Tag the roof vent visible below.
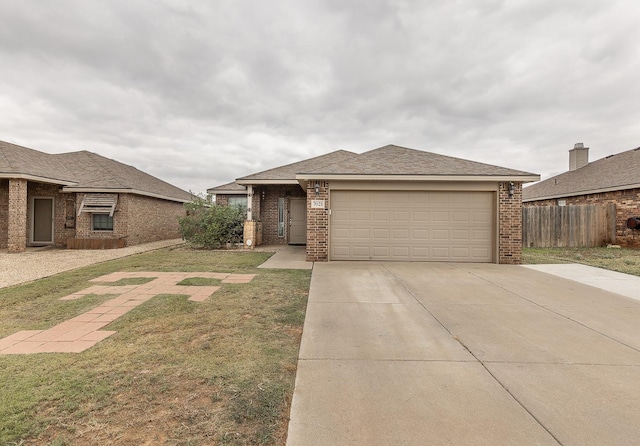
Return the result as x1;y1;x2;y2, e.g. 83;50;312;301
569;143;589;171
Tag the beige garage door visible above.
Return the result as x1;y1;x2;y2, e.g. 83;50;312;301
331;190;494;262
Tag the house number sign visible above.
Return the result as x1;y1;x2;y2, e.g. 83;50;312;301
311;200;325;209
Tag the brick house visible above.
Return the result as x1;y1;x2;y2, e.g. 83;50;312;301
523;143;640;248
209;144;538;264
0;140;192;253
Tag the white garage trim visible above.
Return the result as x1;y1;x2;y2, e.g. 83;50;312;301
330;190;496;262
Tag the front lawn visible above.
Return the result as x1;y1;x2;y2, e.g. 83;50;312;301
523;247;640;277
0;249;310;445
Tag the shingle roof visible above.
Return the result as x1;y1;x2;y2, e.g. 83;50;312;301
207;181;247;194
0;140;76;184
0;140;191;202
523;146;640;202
237;150;358;182
301;144;537;177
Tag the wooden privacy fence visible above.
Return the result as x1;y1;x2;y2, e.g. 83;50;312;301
523;203;616;248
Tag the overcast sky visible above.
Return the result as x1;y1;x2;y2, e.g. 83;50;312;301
1;0;639;194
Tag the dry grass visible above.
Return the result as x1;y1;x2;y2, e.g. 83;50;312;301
523;247;640;277
0;248;310;445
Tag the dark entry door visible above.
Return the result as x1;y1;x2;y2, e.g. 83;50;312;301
32;198;54;244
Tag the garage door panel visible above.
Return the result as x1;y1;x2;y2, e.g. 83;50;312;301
413;211;429;221
373;228;391;239
353;228;371;239
430;194;450;204
472;229;491;241
392;211;410;222
392;228;410;239
452;247;471;259
432;211;450;222
432;247;451;259
412;247;430;258
452;211;470;221
354;210;371;221
373;210;390;221
452;229;470;240
432;229;450;240
372;246;390;257
353;246;371;257
331;191;493;262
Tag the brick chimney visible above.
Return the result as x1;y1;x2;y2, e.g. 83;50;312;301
569;143;589;171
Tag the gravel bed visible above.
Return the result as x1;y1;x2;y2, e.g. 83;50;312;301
0;239;185;289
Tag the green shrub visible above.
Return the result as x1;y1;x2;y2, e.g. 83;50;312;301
179;198;245;249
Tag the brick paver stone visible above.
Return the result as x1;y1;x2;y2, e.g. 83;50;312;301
0;272;255;354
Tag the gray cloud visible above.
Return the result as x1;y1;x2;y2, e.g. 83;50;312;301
0;0;639;193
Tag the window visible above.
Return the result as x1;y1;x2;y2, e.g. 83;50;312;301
278;198;285;237
92;214;114;231
228;196;248;210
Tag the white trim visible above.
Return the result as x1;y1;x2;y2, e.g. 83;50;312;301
236;179;299;185
0;173;76;186
30;196;55;245
296;174;540;182
206;188;246;195
523;183;640;203
246;185;253;221
61;187;190;203
327;180;500;191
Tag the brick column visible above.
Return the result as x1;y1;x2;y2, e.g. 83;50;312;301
498;181;523;264
8;179;28;253
306;181;329;262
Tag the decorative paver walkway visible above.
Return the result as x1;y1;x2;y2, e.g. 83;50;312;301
0;271;255;355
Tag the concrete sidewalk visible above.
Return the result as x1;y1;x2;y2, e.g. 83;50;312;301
523;263;640;302
287;262;640;445
258;245;312;270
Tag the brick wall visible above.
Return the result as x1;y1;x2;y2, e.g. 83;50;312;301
258;185;306;245
524;188;640;248
27;182;76;247
75;193;185;246
306;181;329;261
498;182;523;264
125;194;186;245
7;179;28;252
0;180;8;248
75;193;127;241
215;195;229;206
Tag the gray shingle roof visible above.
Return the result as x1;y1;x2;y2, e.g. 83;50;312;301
302;144;537;176
207;181;247;194
523;146;640;202
237;150;358;181
0;140;191;202
208;144;538;191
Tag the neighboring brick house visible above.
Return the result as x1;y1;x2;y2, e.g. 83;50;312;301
523;143;640;248
209;144;538;264
0;140;192;253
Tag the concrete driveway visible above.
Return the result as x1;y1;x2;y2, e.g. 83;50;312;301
287;262;640;446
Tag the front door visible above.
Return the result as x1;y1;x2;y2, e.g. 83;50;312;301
32;197;54;245
289;198;307;245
